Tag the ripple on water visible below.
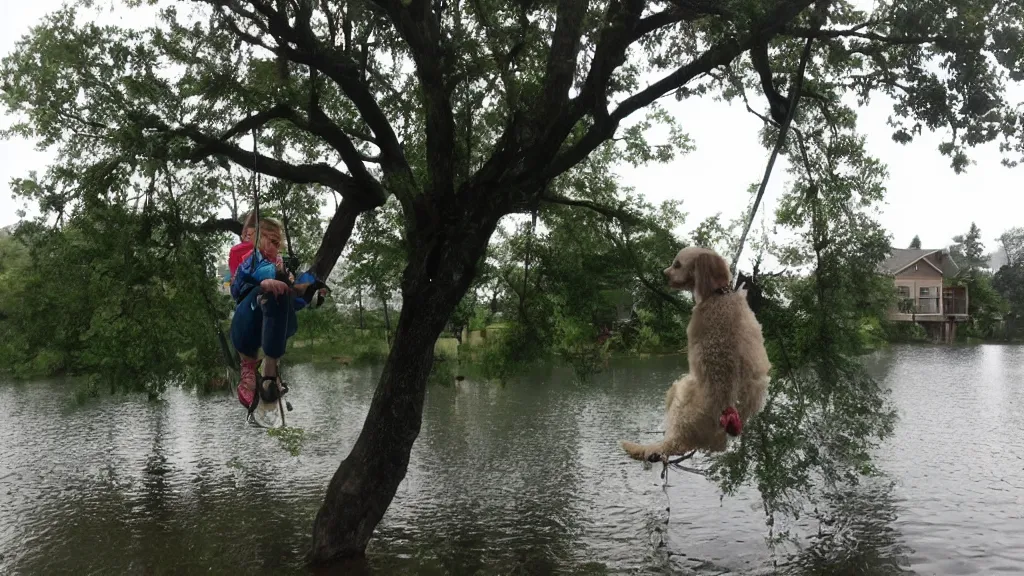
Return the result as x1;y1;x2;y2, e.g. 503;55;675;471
1;346;1023;574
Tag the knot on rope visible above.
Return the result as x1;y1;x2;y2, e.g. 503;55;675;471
720;406;742;436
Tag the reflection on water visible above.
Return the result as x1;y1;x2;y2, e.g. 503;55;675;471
1;345;1023;575
776;481;911;576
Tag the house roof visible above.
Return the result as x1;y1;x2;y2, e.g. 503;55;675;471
878;248;960;277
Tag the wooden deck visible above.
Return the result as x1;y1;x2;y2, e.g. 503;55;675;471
888;312;970;323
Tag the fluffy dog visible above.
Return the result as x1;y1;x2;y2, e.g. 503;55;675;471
621;246;771;462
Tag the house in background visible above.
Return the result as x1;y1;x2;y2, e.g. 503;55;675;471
879;248;969;343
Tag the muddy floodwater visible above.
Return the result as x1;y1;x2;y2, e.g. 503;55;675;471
2;344;1023;574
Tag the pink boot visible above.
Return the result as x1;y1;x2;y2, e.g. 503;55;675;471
237;358;258;408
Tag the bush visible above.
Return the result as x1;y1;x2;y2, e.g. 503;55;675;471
880;321;928;343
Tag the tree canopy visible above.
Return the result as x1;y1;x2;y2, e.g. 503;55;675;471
4;0;1023;246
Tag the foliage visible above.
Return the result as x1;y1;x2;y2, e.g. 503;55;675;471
949;223;1010;338
880;320;929;343
993;262;1024;340
0;206;228;396
949;222;988;274
476;188;691;377
692;212;745;260
340;196;405;338
266;425;307;457
706;77;900;530
908;235;922;249
998;227;1024;268
426;355;459;387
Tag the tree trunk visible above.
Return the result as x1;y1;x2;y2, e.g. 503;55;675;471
311;196;367;280
357;288;365;329
519;209;537;322
309;217;494;564
381;297;392;344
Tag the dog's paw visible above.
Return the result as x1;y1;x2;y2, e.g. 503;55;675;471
645;452;664;463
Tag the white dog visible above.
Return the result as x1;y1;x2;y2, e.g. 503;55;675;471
621;246;771;461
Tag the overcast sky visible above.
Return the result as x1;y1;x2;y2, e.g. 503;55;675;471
2;1;1022;266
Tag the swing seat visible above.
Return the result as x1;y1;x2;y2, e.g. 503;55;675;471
245;365;292;429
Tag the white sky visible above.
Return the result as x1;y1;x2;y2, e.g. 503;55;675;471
2;1;1022;270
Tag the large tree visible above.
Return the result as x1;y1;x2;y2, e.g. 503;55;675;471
949;222;1009;337
950;221;988;277
998;226;1024;267
4;0;1023;563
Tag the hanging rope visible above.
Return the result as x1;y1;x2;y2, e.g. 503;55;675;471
728;37;814;279
277;181;304;278
248;121;262;273
282;206;299;275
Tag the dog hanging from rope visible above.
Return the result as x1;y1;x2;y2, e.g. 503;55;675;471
621;247;771;463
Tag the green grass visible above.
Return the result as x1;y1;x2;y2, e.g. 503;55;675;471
283;333;462;366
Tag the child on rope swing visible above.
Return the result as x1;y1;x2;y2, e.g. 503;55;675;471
228;216;324;410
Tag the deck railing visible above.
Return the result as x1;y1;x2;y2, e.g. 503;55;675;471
894;297;968;315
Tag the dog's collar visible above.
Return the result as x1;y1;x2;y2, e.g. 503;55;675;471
712;286;732;296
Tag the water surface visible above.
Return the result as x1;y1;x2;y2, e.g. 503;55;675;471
1;344;1022;574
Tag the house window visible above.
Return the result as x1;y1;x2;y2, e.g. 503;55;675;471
897;286;911;298
920;287;932;298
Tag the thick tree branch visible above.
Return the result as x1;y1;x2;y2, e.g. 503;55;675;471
783;26;946;45
469;0;648;192
301;72;387;202
344;126;378;146
207;0;417;198
631;9;687;40
365;0;455;201
544;0;817;181
632;0;734;41
570;0;647;126
298;49;418;198
155;120;372;202
176;98;387;206
540;193;642;225
292;105;386;203
544;38;743;179
320;0;338;45
196;217;243;236
750;42;791;125
217;104;293;142
311;195;366;280
541;0;589;119
513;0;756;189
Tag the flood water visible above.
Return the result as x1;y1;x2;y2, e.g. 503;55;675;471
1;344;1023;575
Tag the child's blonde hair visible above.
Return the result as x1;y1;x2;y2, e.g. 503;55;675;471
239;210;258;242
257;217;283;236
240;212;285;243
255;217;285;258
